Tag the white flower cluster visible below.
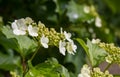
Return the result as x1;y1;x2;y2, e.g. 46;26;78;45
59;30;77;55
12;17;38;37
78;64;113;77
11;17;77;55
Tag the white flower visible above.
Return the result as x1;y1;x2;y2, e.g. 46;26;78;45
78;65;91;77
25;17;33;24
83;5;90;14
78;73;90;77
81;65;90;75
78;74;84;77
60;29;77;55
40;34;49;48
11;19;27;35
66;41;77;55
95;16;102;28
64;31;72;42
28;25;38;37
59;40;66;55
92;39;100;44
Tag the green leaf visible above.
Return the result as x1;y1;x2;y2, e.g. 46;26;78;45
67;0;94;22
0;50;21;71
86;39;107;67
25;58;70;77
76;38;88;55
1;26;38;57
0;32;19;51
76;38;107;67
53;0;67;15
104;0;120;13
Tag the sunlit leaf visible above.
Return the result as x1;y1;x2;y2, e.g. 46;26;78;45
76;38;88;55
76;38;107;67
0;32;19;51
1;26;38;57
25;58;70;77
86;39;107;67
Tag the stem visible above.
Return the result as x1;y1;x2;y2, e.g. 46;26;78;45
103;63;112;72
22;57;26;77
30;46;40;61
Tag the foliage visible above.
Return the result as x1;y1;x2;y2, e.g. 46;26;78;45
1;26;38;57
0;0;120;77
25;58;70;77
76;38;107;67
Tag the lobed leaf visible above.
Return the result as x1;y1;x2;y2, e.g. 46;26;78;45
25;58;70;77
1;26;38;57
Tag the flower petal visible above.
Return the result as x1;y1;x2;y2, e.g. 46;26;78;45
78;74;84;77
11;19;27;35
11;21;18;29
64;31;72;42
13;29;26;35
66;42;74;55
59;40;66;55
40;34;49;48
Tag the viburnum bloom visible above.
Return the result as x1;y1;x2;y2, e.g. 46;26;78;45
28;25;38;37
78;65;90;77
64;31;72;42
40;34;49;48
11;19;27;35
66;41;77;55
59;40;66;55
91;39;100;44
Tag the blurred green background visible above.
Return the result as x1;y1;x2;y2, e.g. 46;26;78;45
0;0;120;77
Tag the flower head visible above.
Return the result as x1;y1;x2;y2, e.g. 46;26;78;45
99;43;120;64
78;64;113;77
66;41;77;55
28;25;38;37
25;17;33;24
59;29;77;55
78;65;90;77
40;34;49;48
64;31;72;42
11;19;27;35
92;39;101;44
